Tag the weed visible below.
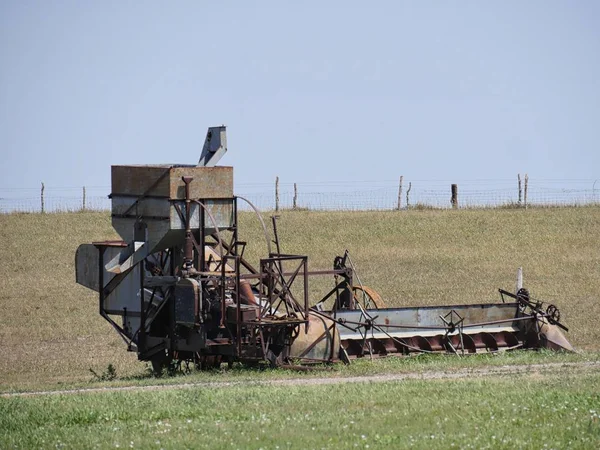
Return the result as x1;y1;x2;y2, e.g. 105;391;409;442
89;364;117;381
408;202;442;210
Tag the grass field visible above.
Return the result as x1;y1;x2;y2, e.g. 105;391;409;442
1;207;599;390
1;207;600;390
2;371;600;449
0;207;599;447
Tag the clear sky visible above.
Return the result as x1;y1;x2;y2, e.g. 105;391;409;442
1;1;599;195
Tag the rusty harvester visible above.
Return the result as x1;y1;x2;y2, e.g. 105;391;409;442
75;126;573;373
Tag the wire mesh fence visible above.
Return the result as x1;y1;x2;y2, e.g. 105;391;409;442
1;180;599;213
242;186;600;211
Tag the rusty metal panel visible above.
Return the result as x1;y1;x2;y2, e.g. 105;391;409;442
202;199;234;229
110;165;234;253
111;165;173;197
289;312;339;362
169;202;199;230
111;165;233;200
170;167;233;199
112;216;172;254
75;244;100;291
111;196;171;217
333;303;520;341
416;303;516;327
168;199;234;231
112;195;172;252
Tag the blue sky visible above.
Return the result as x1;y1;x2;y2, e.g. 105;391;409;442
1;1;599;196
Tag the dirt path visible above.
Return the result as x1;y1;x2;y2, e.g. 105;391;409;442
3;361;598;399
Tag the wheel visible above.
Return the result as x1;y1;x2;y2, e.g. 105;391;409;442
352;286;386;309
194;354;223;371
546;304;561;324
150;350;173;376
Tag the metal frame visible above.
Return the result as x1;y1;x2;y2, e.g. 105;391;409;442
89;170;573;370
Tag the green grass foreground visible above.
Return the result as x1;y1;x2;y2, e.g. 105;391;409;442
2;372;600;449
3;349;597;395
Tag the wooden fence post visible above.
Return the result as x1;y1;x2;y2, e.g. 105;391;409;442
293;183;298;209
524;174;528;209
397;176;403;210
518;174;522;206
406;182;412;208
451;184;458;209
82;186;86;211
516;267;523;293
41;182;45;213
275;176;280;212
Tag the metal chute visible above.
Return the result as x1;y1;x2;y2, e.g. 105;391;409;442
198;126;227;167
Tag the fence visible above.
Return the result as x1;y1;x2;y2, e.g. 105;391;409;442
1;178;599;213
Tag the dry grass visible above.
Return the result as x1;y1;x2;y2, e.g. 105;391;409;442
0;207;599;390
0;212;140;388
247;207;600;348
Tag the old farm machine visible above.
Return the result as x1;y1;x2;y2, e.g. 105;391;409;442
75;126;573;372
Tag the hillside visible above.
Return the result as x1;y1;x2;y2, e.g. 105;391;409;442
0;207;599;389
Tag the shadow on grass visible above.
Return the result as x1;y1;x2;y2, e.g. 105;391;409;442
89;348;594;386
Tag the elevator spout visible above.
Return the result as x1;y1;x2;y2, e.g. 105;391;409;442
198;126;227;167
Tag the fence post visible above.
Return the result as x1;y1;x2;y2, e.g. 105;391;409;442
516;267;523;293
397;176;403;210
82;186;86;211
41;182;45;213
275;176;280;212
406;182;412;208
451;184;458;209
293;183;298;209
518;174;522;206
524;174;528;210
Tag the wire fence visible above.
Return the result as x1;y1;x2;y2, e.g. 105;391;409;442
1;179;599;213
